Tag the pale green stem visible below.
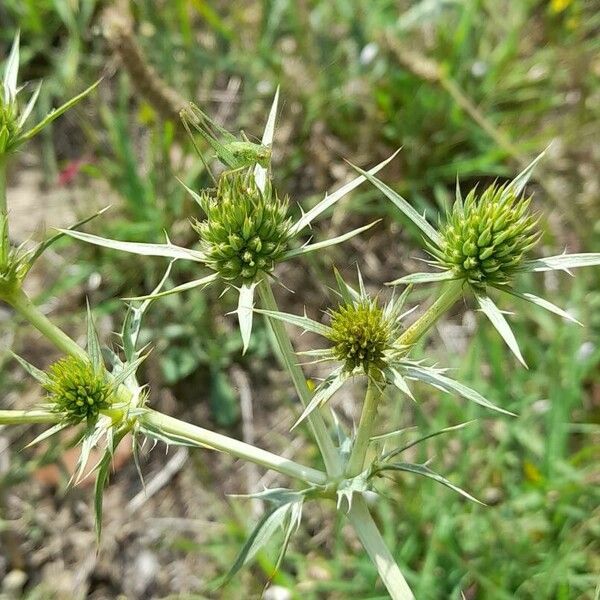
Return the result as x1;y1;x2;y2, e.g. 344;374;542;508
259;281;414;598
347;496;414;600
6;287;88;362
0;409;60;425
257;279;342;476
0;155;8;264
398;280;464;347
347;372;384;476
141;409;327;486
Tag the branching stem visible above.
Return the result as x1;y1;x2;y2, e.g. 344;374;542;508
0;409;60;425
257;279;343;476
347;372;384;476
141;409;327;485
7;288;88;362
398;279;464;347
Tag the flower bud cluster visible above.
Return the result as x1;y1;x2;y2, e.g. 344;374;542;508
328;299;391;372
194;171;292;283
435;185;540;286
44;356;114;423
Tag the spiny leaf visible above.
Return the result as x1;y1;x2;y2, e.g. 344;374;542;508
292;368;351;429
404;364;516;416
60;229;205;262
254;307;332;338
29;206;110;268
17;80;42;128
503;289;582;326
282;221;379;261
24;422;70;449
375;462;484;505
506;151;546;198
387;270;456;286
177;177;205;209
3;32;20;104
382;421;476;461
385;367;415;401
220;499;301;587
123;272;218;302
475;292;527;368
85;300;103;371
122;261;175;361
333;267;361;304
522;252;600;272
19;79;101;143
254;86;279;193
10;351;49;385
237;282;257;354
94;449;112;543
351;161;442;246
291;150;399;235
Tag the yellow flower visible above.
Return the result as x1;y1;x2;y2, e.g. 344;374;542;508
550;0;573;14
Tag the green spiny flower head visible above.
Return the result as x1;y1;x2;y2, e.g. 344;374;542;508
44;356;114;424
193;170;293;283
328;298;393;373
435;184;540;287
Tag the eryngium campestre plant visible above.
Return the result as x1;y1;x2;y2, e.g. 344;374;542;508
193;171;292;283
432;184;540;287
44;356;114;424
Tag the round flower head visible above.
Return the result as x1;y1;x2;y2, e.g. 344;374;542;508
435;184;540;287
44;356;114;424
328;298;392;373
193;171;293;283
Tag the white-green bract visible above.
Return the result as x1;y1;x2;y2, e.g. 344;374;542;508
353;153;600;367
62;90;397;353
0;33;99;155
256;268;514;429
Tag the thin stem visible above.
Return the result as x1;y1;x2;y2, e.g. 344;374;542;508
0;155;8;264
347;373;384;476
257;279;342;476
6;288;88;362
140;409;327;486
347;496;414;600
398;279;464;347
258;282;414;596
0;409;60;425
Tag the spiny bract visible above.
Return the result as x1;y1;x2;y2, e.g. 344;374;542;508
328;299;392;373
193;171;292;283
44;356;114;423
0;100;18;153
435;184;540;286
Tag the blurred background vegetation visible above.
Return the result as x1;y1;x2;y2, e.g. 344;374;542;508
0;0;598;598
